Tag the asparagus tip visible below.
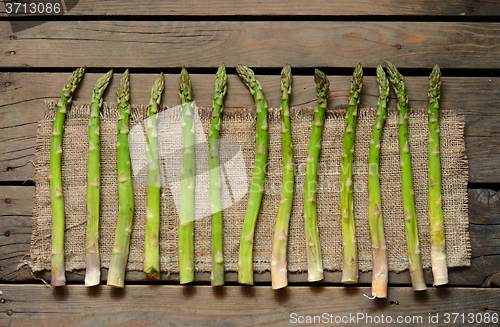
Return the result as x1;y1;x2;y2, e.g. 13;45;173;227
234;64;246;75
215;63;228;98
179;67;192;104
430;64;441;80
235;64;260;91
63;67;86;97
355;63;363;75
93;70;113;99
386;62;406;94
314;69;330;100
116;70;130;102
376;64;385;79
386;61;401;80
431;64;441;76
281;64;292;91
151;72;165;104
350;63;363;95
429;65;442;97
376;65;390;97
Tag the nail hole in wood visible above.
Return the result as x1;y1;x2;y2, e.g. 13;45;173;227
0;299;5;304
4;231;10;237
483;307;490;313
4;82;10;87
10;36;17;40
4;198;11;204
396;44;402;50
9;51;15;56
389;301;399;306
6;167;13;171
6;309;13;316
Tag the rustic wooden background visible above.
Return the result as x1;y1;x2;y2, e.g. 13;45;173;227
0;1;499;326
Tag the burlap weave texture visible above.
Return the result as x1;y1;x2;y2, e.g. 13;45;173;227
31;101;470;274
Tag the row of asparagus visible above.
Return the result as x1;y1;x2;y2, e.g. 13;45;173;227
49;63;446;297
239;63;446;297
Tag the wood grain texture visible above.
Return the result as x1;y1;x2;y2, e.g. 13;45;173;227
2;21;500;69
1;0;500;17
0;187;34;282
469;189;500;224
1;186;498;285
1;73;499;183
0;285;498;326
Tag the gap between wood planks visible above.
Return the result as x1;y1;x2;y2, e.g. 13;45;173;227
2;67;500;78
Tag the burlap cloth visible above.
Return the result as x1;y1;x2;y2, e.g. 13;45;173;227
31;101;470;274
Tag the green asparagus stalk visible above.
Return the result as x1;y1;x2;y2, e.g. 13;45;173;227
340;64;363;284
50;67;85;286
303;69;329;282
144;73;165;280
85;70;113;287
386;62;427;291
107;70;134;288
209;64;228;286
428;65;448;286
236;65;269;285
179;67;195;284
271;64;294;290
368;65;389;297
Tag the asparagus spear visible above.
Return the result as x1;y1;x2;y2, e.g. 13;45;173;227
179;67;195;284
236;65;269;285
50;67;85;286
209;64;228;286
340;64;363;284
386;62;427;291
107;70;134;288
271;64;294;290
368;65;389;297
85;70;113;287
303;69;329;282
428;65;448;286
143;73;165;280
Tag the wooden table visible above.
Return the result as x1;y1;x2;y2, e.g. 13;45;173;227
1;1;499;326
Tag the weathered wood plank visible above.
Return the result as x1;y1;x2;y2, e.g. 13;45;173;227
2;21;500;69
1;186;498;286
0;285;498;327
0;186;34;282
469;189;500;224
1;73;499;183
2;0;499;17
